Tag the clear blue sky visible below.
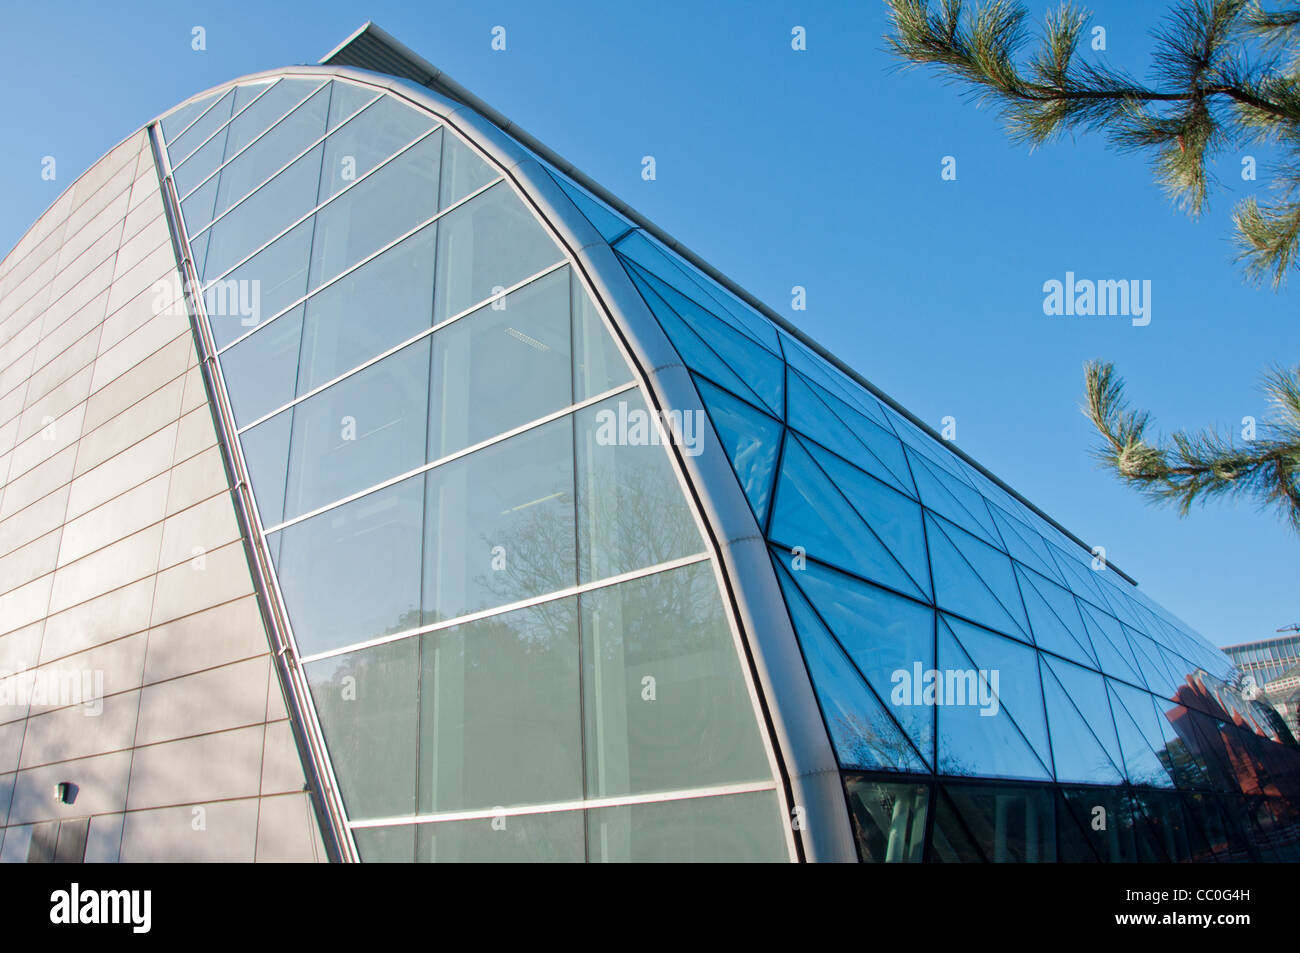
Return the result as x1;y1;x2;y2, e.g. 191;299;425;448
2;0;1294;649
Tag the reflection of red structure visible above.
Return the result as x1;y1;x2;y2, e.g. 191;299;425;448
1165;674;1300;859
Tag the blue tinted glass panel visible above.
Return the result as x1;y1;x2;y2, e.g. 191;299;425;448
925;514;1031;642
693;377;782;526
772;438;927;600
1041;656;1126;784
775;560;928;772
239;411;291;528
1013;564;1098;668
907;450;1001;547
784;553;935;763
546;168;631;242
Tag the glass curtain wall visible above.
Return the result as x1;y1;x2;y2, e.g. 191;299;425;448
157;76;789;862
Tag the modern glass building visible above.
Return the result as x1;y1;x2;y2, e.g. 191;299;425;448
1;24;1297;863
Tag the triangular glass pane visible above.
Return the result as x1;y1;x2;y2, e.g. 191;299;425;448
614;230;780;353
782;552;935;764
546;168;632;242
786;371;911;496
438;131;498;210
803;374;915;493
771;439;926;600
1040;657;1125;784
988;505;1064;584
774;561;929;772
327;80;380;131
925;514;1031;641
908;450;1001;547
161;91;223;142
694;377;782;527
1127;630;1180;700
801;438;931;599
1107;680;1177;788
624;259;783;416
937;616;1052;781
1013;564;1099;666
778;332;891;429
1155;643;1194;696
1047;544;1110;608
624;265;770;411
1077;601;1145;687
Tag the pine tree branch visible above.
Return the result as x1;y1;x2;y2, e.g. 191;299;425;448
1083;361;1300;531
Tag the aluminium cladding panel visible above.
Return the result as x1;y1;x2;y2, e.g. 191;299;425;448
0;125;324;862
359;67;857;861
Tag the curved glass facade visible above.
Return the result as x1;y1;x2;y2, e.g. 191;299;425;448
543;168;1300;863
148;56;1300;863
157;76;789;862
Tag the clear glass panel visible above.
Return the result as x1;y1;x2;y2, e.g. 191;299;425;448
282;339;430;519
574;392;704;583
572;272;632;401
418;599;582;814
771;437;927;600
775;560;928;771
438;132;501;210
161;91;222;142
421;418;575;623
427;266;571;460
167;88;235;164
319;95;437;201
239;411;291;528
843;778;929;862
327;81;377;131
205;218;313;349
212;84;330;220
297;222;436;395
925;513;1031;642
180;177;220;247
306;638;418;819
432;181;562;324
273;475;424;656
352;825;415;862
587;791;787;862
693;376;782;527
937;616;1051;781
222;79;325;161
173;130;229;198
308;130;442;290
784;552;935;763
416;812;584;862
220;305;303;428
580;562;771;798
202;143;324;283
928;787;987;862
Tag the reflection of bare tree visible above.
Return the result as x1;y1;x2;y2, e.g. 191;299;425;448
834;709;932;774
